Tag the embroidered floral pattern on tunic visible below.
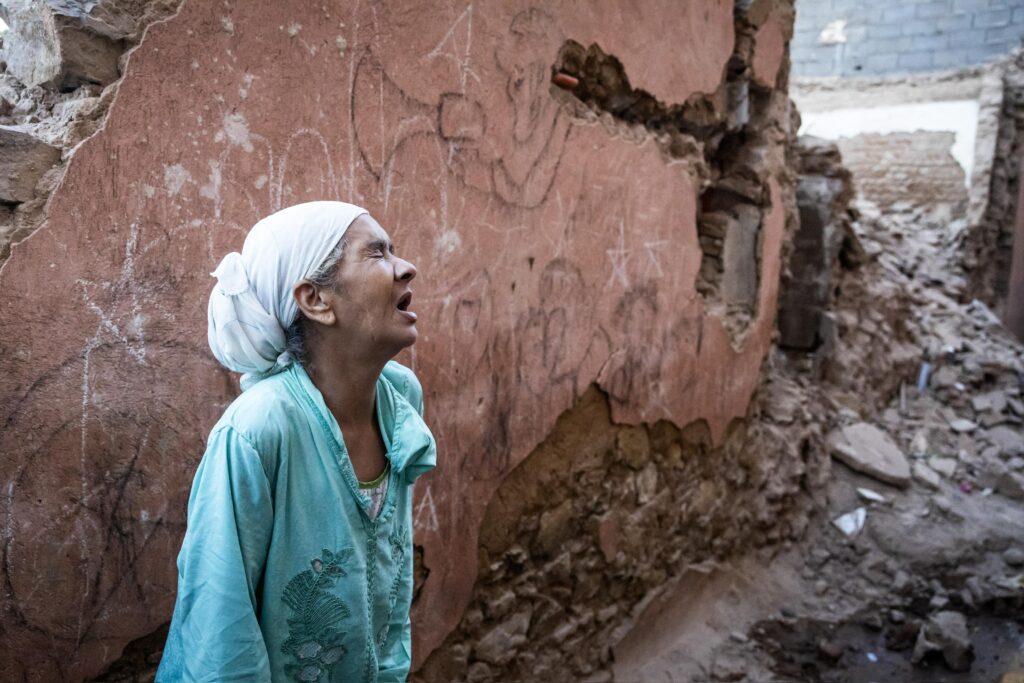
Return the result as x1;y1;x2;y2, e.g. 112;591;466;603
281;548;354;682
376;527;408;649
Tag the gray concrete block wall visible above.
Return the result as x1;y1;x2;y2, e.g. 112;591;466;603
792;0;1024;77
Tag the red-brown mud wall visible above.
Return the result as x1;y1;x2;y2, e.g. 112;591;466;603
0;0;795;679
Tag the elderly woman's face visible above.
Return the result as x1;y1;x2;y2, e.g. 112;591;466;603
328;215;418;354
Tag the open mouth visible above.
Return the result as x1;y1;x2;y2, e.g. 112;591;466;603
396;292;413;312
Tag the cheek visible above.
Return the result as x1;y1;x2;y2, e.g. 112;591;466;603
348;266;394;315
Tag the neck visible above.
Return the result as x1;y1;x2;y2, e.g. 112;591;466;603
306;337;390;426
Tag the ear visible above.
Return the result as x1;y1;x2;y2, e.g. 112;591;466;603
293;280;337;326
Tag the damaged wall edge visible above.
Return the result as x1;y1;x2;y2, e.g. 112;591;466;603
0;0;186;264
417;373;829;682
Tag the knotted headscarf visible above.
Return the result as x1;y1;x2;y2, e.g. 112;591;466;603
207;201;368;390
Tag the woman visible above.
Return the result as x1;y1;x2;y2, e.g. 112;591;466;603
157;201;436;683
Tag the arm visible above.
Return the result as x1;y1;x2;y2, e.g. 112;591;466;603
158;427;274;682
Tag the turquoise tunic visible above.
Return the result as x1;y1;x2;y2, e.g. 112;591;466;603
157;361;436;683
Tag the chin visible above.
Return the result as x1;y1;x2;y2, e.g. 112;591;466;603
390;326;418;352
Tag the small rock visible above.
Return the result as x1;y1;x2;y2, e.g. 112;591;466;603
1008;457;1024;471
931;495;955;515
965;576;988;603
811;548;831;566
929;457;958;478
635;462;659;504
980;412;1008;428
975;391;1008;414
985;426;1024;457
857;487;888;503
0;126;62;203
1004;547;1024;567
466;662;493;683
729;630;749;643
814;579;829;595
982;445;1002;461
818;638;843;661
832;507;867;536
890;609;906;624
932;366;958;388
913;461;942;489
1008;396;1024;417
911;611;974;672
911;430;929;457
711;654;747;681
828;423;911;487
483;589;517;620
950;418;978;433
616;427;650;469
551;620;577;644
536;500;574;556
474;610;531;665
596;512;619;563
893;570;911;593
997;470;1024;501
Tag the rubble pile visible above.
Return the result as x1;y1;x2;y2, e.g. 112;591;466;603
613;133;1022;681
692;144;1024;681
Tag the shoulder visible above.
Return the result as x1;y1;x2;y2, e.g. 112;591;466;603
210;370;305;460
381;360;424;416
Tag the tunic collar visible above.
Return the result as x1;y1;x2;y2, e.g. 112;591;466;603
286;362;436;486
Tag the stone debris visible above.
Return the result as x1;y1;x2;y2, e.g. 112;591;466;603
949;418;978;433
473;611;532;666
0;125;61;202
928;457;958;479
828;422;911;487
913;461;942;489
911;611;974;672
856;487;887;503
831;507;866;536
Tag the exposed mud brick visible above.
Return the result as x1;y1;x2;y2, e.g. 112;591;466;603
778;136;855;351
616;425;651;470
421;352;829;681
0;125;61;202
0;0;795;678
836;131;969;213
752;16;786;89
722;203;761;308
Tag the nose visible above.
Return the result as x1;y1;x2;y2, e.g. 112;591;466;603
395;256;417;283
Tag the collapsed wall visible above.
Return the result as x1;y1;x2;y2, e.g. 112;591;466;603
0;0;803;680
964;50;1024;323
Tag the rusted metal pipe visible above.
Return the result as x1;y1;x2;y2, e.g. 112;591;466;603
552;72;579;90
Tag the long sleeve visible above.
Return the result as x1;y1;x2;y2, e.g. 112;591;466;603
157;427;275;683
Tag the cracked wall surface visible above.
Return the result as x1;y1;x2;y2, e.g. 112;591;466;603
0;0;796;679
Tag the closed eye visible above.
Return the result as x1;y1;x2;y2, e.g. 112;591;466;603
365;239;395;257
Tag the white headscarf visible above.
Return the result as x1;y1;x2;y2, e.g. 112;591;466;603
207;201;368;390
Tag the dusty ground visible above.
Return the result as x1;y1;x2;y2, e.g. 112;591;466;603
612;199;1024;682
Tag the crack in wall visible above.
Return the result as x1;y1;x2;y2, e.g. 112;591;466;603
548;10;785;343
